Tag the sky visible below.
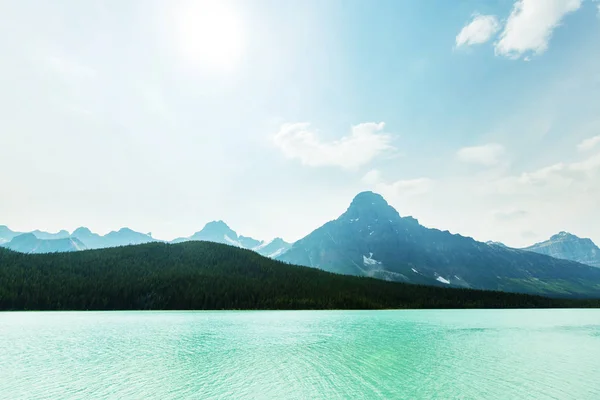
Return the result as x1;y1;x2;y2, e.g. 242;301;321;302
0;0;599;247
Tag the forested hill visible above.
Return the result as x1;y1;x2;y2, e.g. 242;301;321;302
0;242;598;311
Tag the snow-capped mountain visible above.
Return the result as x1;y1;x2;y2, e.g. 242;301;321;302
523;232;600;268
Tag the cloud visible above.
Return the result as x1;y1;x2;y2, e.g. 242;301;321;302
455;14;500;47
495;0;582;59
361;169;382;185
362;169;434;198
494;151;600;194
456;143;506;167
578;135;600;152
273;122;393;169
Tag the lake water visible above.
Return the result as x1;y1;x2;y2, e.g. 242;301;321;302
1;310;599;399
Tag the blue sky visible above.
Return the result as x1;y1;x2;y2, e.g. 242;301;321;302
0;0;599;246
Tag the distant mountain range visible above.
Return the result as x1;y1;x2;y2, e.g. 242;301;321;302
277;192;600;297
0;222;291;258
3;233;86;253
523;232;600;269
2;192;600;297
0;226;156;254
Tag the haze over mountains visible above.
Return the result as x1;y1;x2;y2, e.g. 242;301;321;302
2;191;600;297
523;232;600;269
0;222;291;259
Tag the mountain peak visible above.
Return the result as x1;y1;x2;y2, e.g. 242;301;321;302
524;232;600;269
551;231;577;241
343;191;401;222
350;191;389;207
191;220;238;241
204;220;231;229
72;227;92;235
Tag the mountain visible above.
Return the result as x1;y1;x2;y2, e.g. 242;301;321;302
173;220;246;247
1;241;598;310
278;191;600;297
523;232;600;269
172;220;291;258
102;228;156;248
31;229;70;240
254;238;292;258
70;227;105;249
0;225;22;244
69;227;156;249
2;233;86;254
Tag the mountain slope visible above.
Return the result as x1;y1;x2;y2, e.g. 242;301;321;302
0;242;597;310
2;233;87;253
278;192;600;297
523;232;600;269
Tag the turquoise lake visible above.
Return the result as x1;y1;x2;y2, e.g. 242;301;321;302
1;310;599;399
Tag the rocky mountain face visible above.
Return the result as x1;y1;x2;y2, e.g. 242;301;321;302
523;232;600;268
172;221;291;258
2;233;87;253
277;191;600;297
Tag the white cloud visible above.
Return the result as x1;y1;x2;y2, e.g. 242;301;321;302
361;169;382;185
362;169;434;198
495;0;582;59
456;143;506;167
578;135;600;152
455;14;500;47
494;151;600;194
387;178;434;197
273;122;393;169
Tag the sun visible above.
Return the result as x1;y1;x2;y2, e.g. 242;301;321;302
173;0;245;73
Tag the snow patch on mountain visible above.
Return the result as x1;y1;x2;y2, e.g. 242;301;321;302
224;234;243;247
363;253;381;266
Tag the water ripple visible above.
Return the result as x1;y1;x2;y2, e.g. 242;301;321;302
0;310;599;399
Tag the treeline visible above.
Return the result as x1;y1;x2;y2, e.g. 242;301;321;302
0;242;598;311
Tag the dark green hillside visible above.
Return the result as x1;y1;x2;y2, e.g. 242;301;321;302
0;242;597;311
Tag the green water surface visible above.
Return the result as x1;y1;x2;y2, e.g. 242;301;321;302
1;310;599;399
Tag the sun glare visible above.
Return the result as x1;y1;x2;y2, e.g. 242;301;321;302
174;0;245;73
